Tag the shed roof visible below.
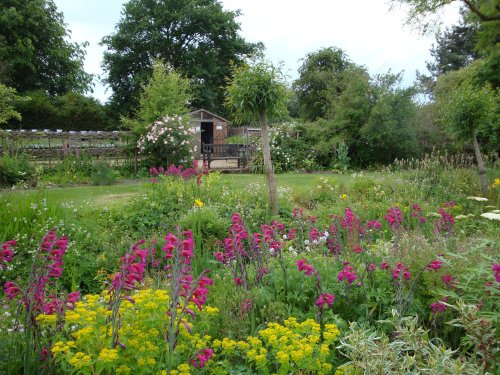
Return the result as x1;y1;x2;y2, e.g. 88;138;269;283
189;109;228;123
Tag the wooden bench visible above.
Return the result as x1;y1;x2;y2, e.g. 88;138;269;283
202;143;249;169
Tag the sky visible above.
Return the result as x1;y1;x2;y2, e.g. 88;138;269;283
53;0;461;103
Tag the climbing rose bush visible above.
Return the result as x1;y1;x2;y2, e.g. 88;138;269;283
137;115;195;166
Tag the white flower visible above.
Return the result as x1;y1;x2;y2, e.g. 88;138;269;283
455;214;468;220
282;234;288;240
480;212;500;221
305;246;310;252
304;240;310;245
467;196;488;202
491;210;500;214
288;246;294;252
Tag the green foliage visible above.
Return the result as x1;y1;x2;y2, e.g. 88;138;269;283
91;162;118;186
101;0;260;116
7;90;111;131
435;64;498;146
122;60;191;133
0;152;36;187
337;311;483;374
389;0;500;35
225;60;289;123
293;47;353;121
427;11;479;80
249;123;304;173
358;73;418;165
0;84;22;124
52;93;110;131
296;69;418;167
0;0;92;96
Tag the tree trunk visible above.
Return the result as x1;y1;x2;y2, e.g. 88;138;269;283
259;111;278;216
472;133;488;196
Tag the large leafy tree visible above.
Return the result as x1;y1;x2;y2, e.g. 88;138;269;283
102;0;260;117
225;60;288;215
293;47;353;121
0;84;22;124
0;0;92;96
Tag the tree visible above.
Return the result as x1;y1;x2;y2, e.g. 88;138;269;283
122;60;192;132
426;11;479;79
0;0;92;96
225;61;288;215
293;47;353;121
101;0;260;117
359;73;418;164
389;0;500;33
435;64;498;195
0;84;22;125
124;60;193;167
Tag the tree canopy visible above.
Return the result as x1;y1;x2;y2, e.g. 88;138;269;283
0;0;92;96
293;47;353;121
225;60;288;215
101;0;261;117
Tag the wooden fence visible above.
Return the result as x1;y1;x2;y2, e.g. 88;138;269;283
0;130;136;167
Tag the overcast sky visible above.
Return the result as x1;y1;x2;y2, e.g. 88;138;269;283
53;0;461;103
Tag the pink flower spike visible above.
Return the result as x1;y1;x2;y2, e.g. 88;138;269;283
4;281;20;299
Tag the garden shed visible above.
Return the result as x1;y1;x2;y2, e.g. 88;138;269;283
190;109;228;151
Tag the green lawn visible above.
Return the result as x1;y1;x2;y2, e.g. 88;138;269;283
0;172;390;208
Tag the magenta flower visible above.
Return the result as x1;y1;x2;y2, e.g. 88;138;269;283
338;265;358;284
3;281;20;299
367;263;377;272
366;220;382;230
392;263;411;280
493;263;500;282
384;207;403;229
191;348;213;368
427;259;443;271
296;259;317;276
430;299;448;314
434;208;455;235
380;262;389;270
315;293;335;310
0;240;16;269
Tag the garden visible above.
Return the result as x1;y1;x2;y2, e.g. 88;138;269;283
1;0;500;373
1;156;499;374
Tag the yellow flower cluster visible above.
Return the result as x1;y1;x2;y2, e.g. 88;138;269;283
68;352;92;369
50;288;215;374
213;317;340;374
99;348;119;362
35;313;58;325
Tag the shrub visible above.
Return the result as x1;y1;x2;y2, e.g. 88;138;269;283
137;115;195;167
91;162;118;186
0;153;36;187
